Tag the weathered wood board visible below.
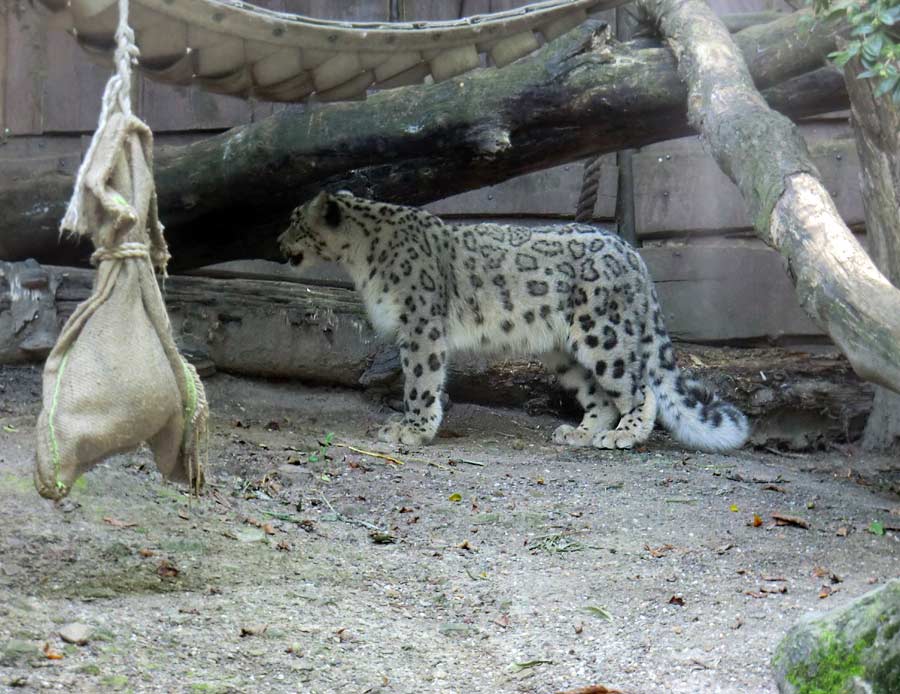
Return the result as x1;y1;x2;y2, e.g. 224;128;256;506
0;5;7;135
0;136;84;184
634;131;863;237
5;2;47;135
426;157;618;220
643;242;822;341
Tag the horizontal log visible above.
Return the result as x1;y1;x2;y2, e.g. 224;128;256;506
0;10;848;271
39;265;870;449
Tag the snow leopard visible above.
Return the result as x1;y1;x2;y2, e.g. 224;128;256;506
279;191;749;452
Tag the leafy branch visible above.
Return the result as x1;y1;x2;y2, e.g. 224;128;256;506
814;0;900;103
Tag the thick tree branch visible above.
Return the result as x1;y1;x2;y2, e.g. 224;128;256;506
0;10;845;270
637;0;900;394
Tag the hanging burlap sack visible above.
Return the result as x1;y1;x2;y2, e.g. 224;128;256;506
33;0;208;499
34;111;207;500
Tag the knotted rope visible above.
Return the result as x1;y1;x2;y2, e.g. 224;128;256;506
60;0;140;237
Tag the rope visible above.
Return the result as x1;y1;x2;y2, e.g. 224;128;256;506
90;241;149;265
575;155;603;223
60;0;140;235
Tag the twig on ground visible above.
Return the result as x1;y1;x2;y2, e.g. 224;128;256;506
334;443;405;465
449;458;487;467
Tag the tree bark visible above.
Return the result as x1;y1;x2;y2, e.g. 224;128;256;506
841;55;900;450
0;10;845;270
636;0;900;396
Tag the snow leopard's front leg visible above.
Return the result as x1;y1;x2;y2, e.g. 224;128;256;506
378;320;448;446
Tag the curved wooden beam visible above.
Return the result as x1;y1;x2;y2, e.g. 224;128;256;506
636;0;900;394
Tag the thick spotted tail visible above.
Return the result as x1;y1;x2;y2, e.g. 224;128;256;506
652;368;749;452
644;320;749;451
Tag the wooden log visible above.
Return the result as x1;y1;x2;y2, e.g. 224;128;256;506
636;0;900;396
841;53;900;450
0;11;848;270
19;264;865;449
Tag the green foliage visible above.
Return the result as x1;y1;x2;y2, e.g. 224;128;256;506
813;0;900;104
308;431;335;463
786;632;866;694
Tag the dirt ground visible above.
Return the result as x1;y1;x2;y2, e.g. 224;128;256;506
1;364;898;694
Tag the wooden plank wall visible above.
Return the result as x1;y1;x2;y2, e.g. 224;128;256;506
0;0;862;345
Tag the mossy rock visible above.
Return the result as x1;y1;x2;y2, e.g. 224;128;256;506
772;579;900;694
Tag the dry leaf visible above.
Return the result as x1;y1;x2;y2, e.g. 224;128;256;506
178;510;190;521
240;624;268;637
668;595;686;606
262;523;276;535
760;584;787;594
645;543;675;558
276;540;292;552
772;513;809;529
494;615;510;629
556;686;624;694
103;516;137;528
819;585;833;599
836;526;849;537
369;532;396;545
157;560;180;578
138;548;155;558
812;566;842;584
751;514;763;527
42;642;64;660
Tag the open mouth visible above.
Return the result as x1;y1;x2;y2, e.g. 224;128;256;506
287;253;303;267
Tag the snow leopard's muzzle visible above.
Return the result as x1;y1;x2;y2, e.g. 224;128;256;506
277;231;304;267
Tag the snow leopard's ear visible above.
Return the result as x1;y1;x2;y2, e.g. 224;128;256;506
323;196;342;228
305;191;342;230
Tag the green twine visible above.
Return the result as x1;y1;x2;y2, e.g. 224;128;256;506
47;350;72;492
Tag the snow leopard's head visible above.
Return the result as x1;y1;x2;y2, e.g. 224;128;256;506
278;190;355;270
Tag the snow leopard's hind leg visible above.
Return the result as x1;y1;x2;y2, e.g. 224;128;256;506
543;351;619;447
567;305;658;450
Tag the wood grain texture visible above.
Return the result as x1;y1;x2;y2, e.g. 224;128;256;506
5;2;46;135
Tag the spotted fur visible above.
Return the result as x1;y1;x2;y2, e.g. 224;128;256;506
279;191;749;452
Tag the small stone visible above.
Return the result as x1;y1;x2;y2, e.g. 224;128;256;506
59;622;94;645
277;464;314;486
438;622;470;636
234;528;266;543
